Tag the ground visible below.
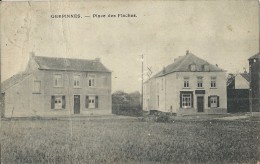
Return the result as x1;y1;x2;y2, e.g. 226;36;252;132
0;115;260;163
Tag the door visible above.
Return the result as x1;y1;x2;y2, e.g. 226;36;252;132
74;95;80;114
197;96;204;112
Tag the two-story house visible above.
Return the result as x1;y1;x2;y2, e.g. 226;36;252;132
1;54;112;117
143;51;227;115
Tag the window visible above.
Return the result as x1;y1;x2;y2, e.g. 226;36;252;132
184;78;189;88
73;75;81;87
53;74;63;87
211;77;217;88
88;74;96;87
85;95;98;109
33;81;41;93
180;91;193;108
197;77;203;88
208;96;219;108
51;95;66;109
182;94;191;108
190;64;196;71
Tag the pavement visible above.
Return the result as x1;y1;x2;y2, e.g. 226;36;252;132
214;115;249;121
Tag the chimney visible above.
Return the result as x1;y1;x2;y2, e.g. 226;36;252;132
163;67;166;74
186;50;189;55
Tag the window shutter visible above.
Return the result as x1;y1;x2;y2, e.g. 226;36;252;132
180;93;182;108
51;96;55;109
62;96;66;109
191;93;193;108
208;96;211;107
86;96;89;108
217;96;220;107
95;96;99;108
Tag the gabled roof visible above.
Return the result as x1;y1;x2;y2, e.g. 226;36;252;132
249;52;260;59
239;72;250;82
33;56;111;72
152;52;225;79
2;71;31;92
1;55;111;92
226;74;235;87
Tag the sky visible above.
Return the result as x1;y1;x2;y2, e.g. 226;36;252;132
1;0;259;93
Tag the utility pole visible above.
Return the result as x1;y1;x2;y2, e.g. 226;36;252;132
141;54;144;111
249;64;253;117
259;0;260;53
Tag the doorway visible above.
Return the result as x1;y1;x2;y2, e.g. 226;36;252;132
197;96;204;112
74;95;80;114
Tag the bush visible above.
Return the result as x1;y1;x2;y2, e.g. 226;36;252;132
112;104;142;116
155;114;170;123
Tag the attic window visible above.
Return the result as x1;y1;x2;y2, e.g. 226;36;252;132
203;64;209;71
190;64;196;71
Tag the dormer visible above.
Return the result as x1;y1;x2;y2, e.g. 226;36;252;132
203;64;210;72
64;59;70;67
190;64;196;71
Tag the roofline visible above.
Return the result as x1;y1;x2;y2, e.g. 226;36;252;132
143;69;227;84
31;55;41;68
38;68;112;73
238;73;250;82
34;55;103;61
248;52;260;60
155;70;227;78
33;55;111;73
1;71;34;93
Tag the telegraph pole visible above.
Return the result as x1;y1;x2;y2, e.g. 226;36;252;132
249;64;252;117
141;54;143;111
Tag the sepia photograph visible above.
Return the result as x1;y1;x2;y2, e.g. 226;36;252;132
0;0;260;163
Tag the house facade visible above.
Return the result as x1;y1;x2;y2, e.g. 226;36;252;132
1;54;112;117
249;53;260;112
143;51;227;115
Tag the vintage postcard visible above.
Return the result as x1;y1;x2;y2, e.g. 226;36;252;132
0;0;260;163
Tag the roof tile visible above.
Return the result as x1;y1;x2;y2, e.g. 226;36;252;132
152;52;225;79
34;56;111;72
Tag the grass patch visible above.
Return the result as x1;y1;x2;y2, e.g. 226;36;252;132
1;117;260;163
